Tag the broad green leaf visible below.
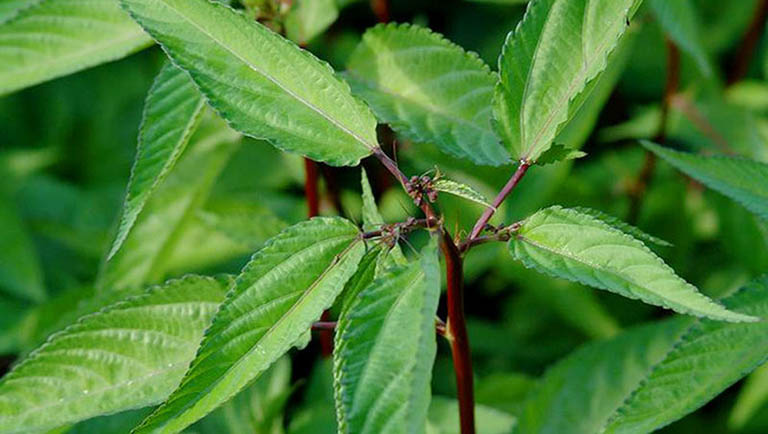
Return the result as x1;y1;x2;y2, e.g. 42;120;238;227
604;276;768;432
0;275;229;433
108;62;206;260
0;192;45;302
134;217;367;433
426;397;516;434
534;144;586;166
648;0;711;76
644;141;768;220
508;206;755;322
432;178;493;208
570;206;672;247
98;113;241;292
334;237;440;434
729;363;768;430
517;317;695;434
120;0;378;166
494;0;639;161
346;23;510;166
285;0;339;46
0;0;153;96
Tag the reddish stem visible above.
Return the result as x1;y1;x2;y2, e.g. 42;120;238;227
370;0;390;23
728;0;768;85
466;162;530;245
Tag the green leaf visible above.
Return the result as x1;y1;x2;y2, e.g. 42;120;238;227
108;63;206;260
134;217;367;433
0;275;229;433
0;0;153;96
120;0;378;166
508;206;756;322
570;206;672;247
334;237;440;434
345;23;510;166
426;397;516;434
98;113;241;292
729;363;768;430
0;0;33;23
432;178;493;208
0;192;45;302
494;0;639;161
644;141;768;220
648;0;711;76
604;276;768;433
534;143;587;166
285;0;339;46
360;169;405;269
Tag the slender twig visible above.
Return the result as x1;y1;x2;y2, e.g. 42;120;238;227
304;158;320;218
311;321;337;331
728;0;768;85
628;39;679;224
312;318;452;338
465;162;531;247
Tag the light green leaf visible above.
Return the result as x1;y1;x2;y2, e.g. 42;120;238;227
0;0;153;96
98;113;241;292
426;397;516;434
108;63;206;260
508;206;756;322
648;0;711;76
604;276;768;433
644;141;768;220
120;0;378;166
729;363;768;430
134;217;366;433
0;0;33;24
334;237;440;434
360;169;405;269
570;206;672;247
346;23;510;166
432;178;493;208
494;0;639;161
0;192;45;302
534;143;587;166
0;275;229;433
285;0;339;46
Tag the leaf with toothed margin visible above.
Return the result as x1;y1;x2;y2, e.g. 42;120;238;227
0;275;230;433
133;217;366;433
570;206;672;247
345;23;510;166
0;0;153;96
493;0;642;162
508;206;756;322
108;62;206;260
432;178;493;209
360;168;405;271
120;0;378;166
334;237;440;434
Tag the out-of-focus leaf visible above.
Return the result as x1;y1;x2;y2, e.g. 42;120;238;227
134;218;366;433
0;275;229;433
644;141;768;220
534;144;587;166
108;63;206;260
121;0;378;166
729;363;768;430
0;192;45;302
426;397;516;434
508;206;756;321
346;23;509;166
648;0;711;75
0;0;34;23
433;178;493;208
0;0;153;96
285;0;338;46
493;0;640;161
334;238;440;434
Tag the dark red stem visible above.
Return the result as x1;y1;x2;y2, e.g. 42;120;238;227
466;162;530;245
370;0;389;23
728;0;768;85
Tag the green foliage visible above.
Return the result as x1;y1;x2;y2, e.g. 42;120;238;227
648;0;711;75
284;0;339;46
135;218;366;433
426;397;516;434
120;0;378;166
0;0;153;96
570;206;672;247
334;238;440;434
346;23;509;166
509;206;754;321
432;179;493;209
0;192;45;302
0;275;229;433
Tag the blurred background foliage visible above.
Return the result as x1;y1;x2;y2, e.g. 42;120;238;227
0;0;767;432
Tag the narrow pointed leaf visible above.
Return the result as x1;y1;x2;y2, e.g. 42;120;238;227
346;23;509;166
432;178;493;208
570;206;672;247
508;206;756;322
604;276;768;433
360;169;405;269
648;0;711;76
0;275;229;433
108;63;206;260
644;141;768;220
334;238;440;434
134;217;366;433
535;143;587;166
494;0;640;161
120;0;378;166
0;0;153;96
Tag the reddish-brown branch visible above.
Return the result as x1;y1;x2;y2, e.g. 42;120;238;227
728;0;768;85
370;0;390;23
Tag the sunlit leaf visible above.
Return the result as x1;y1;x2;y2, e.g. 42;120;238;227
285;0;339;46
121;0;378;166
570;206;672;247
